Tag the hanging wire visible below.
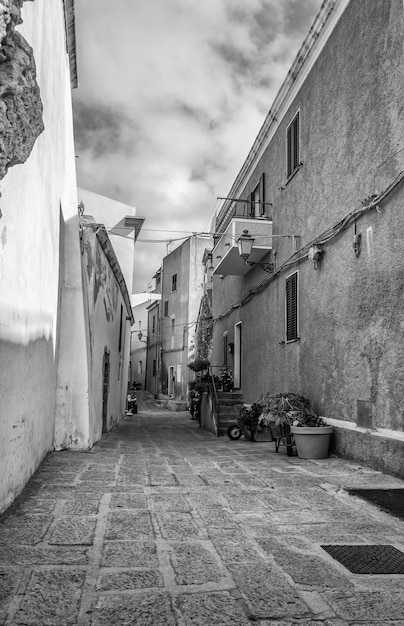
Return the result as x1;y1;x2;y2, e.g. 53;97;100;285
214;171;404;322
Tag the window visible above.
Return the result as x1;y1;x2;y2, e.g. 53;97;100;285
285;272;299;342
138;361;143;374
152;359;156;376
287;111;300;178
164;300;169;317
152;315;156;333
172;273;177;292
249;173;266;218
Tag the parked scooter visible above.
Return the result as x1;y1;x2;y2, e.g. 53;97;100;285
189;389;201;424
127;392;138;414
227;403;260;441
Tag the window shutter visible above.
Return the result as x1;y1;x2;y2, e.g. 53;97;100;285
287;124;293;177
287;112;300;177
259;172;265;215
286;273;298;341
249;192;255;218
293;113;300;171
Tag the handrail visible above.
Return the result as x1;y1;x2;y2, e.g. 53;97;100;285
208;367;220;437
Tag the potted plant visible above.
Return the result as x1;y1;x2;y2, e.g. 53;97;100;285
217;367;233;392
253;392;333;457
290;412;333;459
187;359;210;373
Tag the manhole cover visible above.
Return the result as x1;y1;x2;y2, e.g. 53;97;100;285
347;488;404;521
321;544;404;574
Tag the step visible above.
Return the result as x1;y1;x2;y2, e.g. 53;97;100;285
216;392;243;400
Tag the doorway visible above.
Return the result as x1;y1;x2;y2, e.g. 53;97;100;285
102;349;110;432
168;365;175;397
234;322;242;389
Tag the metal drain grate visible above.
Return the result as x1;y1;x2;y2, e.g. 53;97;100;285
347;488;404;521
321;544;404;574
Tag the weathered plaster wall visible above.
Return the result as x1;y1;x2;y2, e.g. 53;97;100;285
161;236;208;401
81;224;132;444
213;0;404;463
0;0;87;511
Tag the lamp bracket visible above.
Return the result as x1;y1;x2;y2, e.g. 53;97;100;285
246;261;275;273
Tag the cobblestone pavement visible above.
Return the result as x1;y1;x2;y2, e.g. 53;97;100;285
1;391;404;625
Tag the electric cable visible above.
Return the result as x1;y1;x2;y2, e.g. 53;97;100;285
214;171;404;322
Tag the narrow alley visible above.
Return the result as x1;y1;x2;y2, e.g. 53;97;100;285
1;392;404;625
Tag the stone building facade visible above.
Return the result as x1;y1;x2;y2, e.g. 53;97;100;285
157;235;212;404
211;0;404;476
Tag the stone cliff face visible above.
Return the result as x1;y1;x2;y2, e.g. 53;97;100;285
0;0;44;180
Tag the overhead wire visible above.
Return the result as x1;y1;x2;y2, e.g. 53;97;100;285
214;171;404;322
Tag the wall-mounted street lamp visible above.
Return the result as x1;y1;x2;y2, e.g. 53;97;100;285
237;230;274;273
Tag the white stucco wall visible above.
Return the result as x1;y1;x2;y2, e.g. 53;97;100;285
81;227;132;444
77;188;137;291
0;0;88;511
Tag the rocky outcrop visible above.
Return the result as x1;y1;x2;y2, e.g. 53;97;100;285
0;0;43;181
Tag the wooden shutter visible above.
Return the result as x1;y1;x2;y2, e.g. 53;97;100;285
287;124;293;177
287;112;300;177
249;192;255;218
286;273;298;341
293;113;300;171
259;172;265;215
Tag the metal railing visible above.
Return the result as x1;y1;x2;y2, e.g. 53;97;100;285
208;366;220;437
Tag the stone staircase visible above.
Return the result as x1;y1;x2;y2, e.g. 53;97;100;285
214;391;243;436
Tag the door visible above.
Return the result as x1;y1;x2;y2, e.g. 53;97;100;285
234;322;242;389
102;350;110;433
168;365;175;396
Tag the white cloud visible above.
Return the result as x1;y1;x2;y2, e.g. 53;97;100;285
73;0;323;291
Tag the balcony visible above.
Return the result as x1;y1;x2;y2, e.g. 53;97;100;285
212;217;273;276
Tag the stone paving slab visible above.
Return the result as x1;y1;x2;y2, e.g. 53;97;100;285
1;394;404;625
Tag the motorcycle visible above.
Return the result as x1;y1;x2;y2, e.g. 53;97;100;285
127;392;138;414
189;389;201;424
227;403;260;441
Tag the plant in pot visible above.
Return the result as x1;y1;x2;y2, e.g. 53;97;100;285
217;367;233;392
254;393;333;458
289;410;333;459
187;359;210;373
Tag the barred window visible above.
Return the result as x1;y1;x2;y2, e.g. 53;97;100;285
287;112;300;178
286;272;298;342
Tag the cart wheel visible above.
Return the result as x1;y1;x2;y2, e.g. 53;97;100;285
227;424;242;440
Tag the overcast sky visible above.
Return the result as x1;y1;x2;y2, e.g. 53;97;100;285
73;0;323;293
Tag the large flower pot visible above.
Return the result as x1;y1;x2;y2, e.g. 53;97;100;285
290;426;333;459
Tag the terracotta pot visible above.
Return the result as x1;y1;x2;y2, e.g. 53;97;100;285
290;425;333;459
